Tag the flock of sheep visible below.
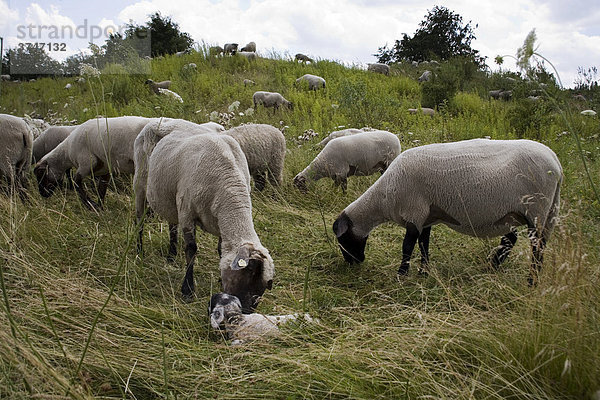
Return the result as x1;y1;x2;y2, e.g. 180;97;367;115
0;48;564;343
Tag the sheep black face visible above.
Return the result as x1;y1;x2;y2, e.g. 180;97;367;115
221;244;273;313
333;211;367;264
34;161;62;198
293;175;308;193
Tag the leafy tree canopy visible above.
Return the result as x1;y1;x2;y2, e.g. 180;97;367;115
375;6;484;66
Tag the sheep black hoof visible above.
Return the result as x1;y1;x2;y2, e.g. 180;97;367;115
397;264;409;276
181;285;195;302
166;254;176;263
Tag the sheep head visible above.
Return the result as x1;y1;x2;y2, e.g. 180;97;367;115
221;243;274;313
208;293;242;330
333;211;367;264
293;174;308;193
33;160;63;197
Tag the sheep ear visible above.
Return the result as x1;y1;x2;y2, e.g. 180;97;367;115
333;212;350;238
231;244;252;270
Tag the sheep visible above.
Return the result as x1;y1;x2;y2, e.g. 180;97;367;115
295;74;326;90
34;116;153;210
221;124;286;191
253;91;293;110
489;90;502;99
22;116;50;139
408;107;435;117
243;79;255;87
144;129;275;307
295;53;313;63
332;138;562;286
240;42;256;52
224;43;239;55
65;83;72;90
499;90;512;100
367;63;390;76
32;125;78;164
318;128;365;147
145;79;171;94
238;51;257;61
418;70;432;82
1;74;10;81
174;49;191;57
294;130;401;193
209;45;224;56
209;293;313;344
133;118;225;255
0;113;34;199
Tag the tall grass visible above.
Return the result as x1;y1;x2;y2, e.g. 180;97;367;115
0;50;598;399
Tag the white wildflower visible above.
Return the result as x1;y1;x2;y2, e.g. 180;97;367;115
228;101;240;112
244;108;254;116
158;88;184;103
79;63;100;78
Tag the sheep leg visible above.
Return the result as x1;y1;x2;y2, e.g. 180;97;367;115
74;172;101;211
417;227;431;275
217;237;222;257
528;227;546;287
489;229;518;269
399;223;420;275
168;223;178;262
334;176;348;193
96;175;110;206
254;173;267;191
181;226;196;299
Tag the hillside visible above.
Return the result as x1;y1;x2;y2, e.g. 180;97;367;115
0;51;599;399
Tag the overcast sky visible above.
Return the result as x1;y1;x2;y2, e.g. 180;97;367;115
1;0;599;87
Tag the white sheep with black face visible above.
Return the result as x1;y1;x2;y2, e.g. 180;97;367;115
333;139;562;286
253;91;293;110
0;114;34;199
224;43;239;55
143;129;275;309
145;79;171;94
294;130;401;193
34;116;153;210
32;125;78;164
295;53;313;63
208;293;313;345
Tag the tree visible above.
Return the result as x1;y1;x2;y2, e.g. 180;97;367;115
375;6;484;66
143;12;193;56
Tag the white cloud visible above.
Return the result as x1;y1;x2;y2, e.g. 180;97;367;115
0;0;19;34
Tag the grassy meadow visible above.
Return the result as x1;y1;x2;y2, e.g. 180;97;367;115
0;50;599;399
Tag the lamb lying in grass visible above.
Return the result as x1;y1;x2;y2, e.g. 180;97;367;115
208;293;313;345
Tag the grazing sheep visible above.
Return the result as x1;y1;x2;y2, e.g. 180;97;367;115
318;128;365;147
295;53;313;63
408;107;435;117
145;79;171;94
240;42;256;52
0;114;34;198
238;51;257;61
295;74;326;90
243;79;255;87
333;139;562;286
34;116;152;210
411;61;418;68
23;116;50;139
367;63;390;76
133;118;225;255
32;125;78;164
209;46;224;56
499;90;512;101
489;90;502;99
209;293;313;344
224;43;239;55
418;70;432;82
221;124;286;191
145;130;275;307
174;49;191;57
157;88;184;103
253;91;293;110
1;74;10;81
294;130;401;193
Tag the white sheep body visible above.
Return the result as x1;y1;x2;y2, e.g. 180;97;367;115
367;63;390;75
334;139;562;283
0;113;34;195
253;91;292;109
418;70;432;82
221;124;286;190
295;130;401;191
318;128;364;147
296;74;326;90
408;107;435;117
224;43;238;55
238;51;257;61
145;131;275;306
240;42;256;52
35;116;153;208
32;125;78;164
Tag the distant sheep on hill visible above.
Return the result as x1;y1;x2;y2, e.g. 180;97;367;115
367;63;390;76
295;74;326;90
295;53;313;63
240;42;256;52
253;91;293;110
